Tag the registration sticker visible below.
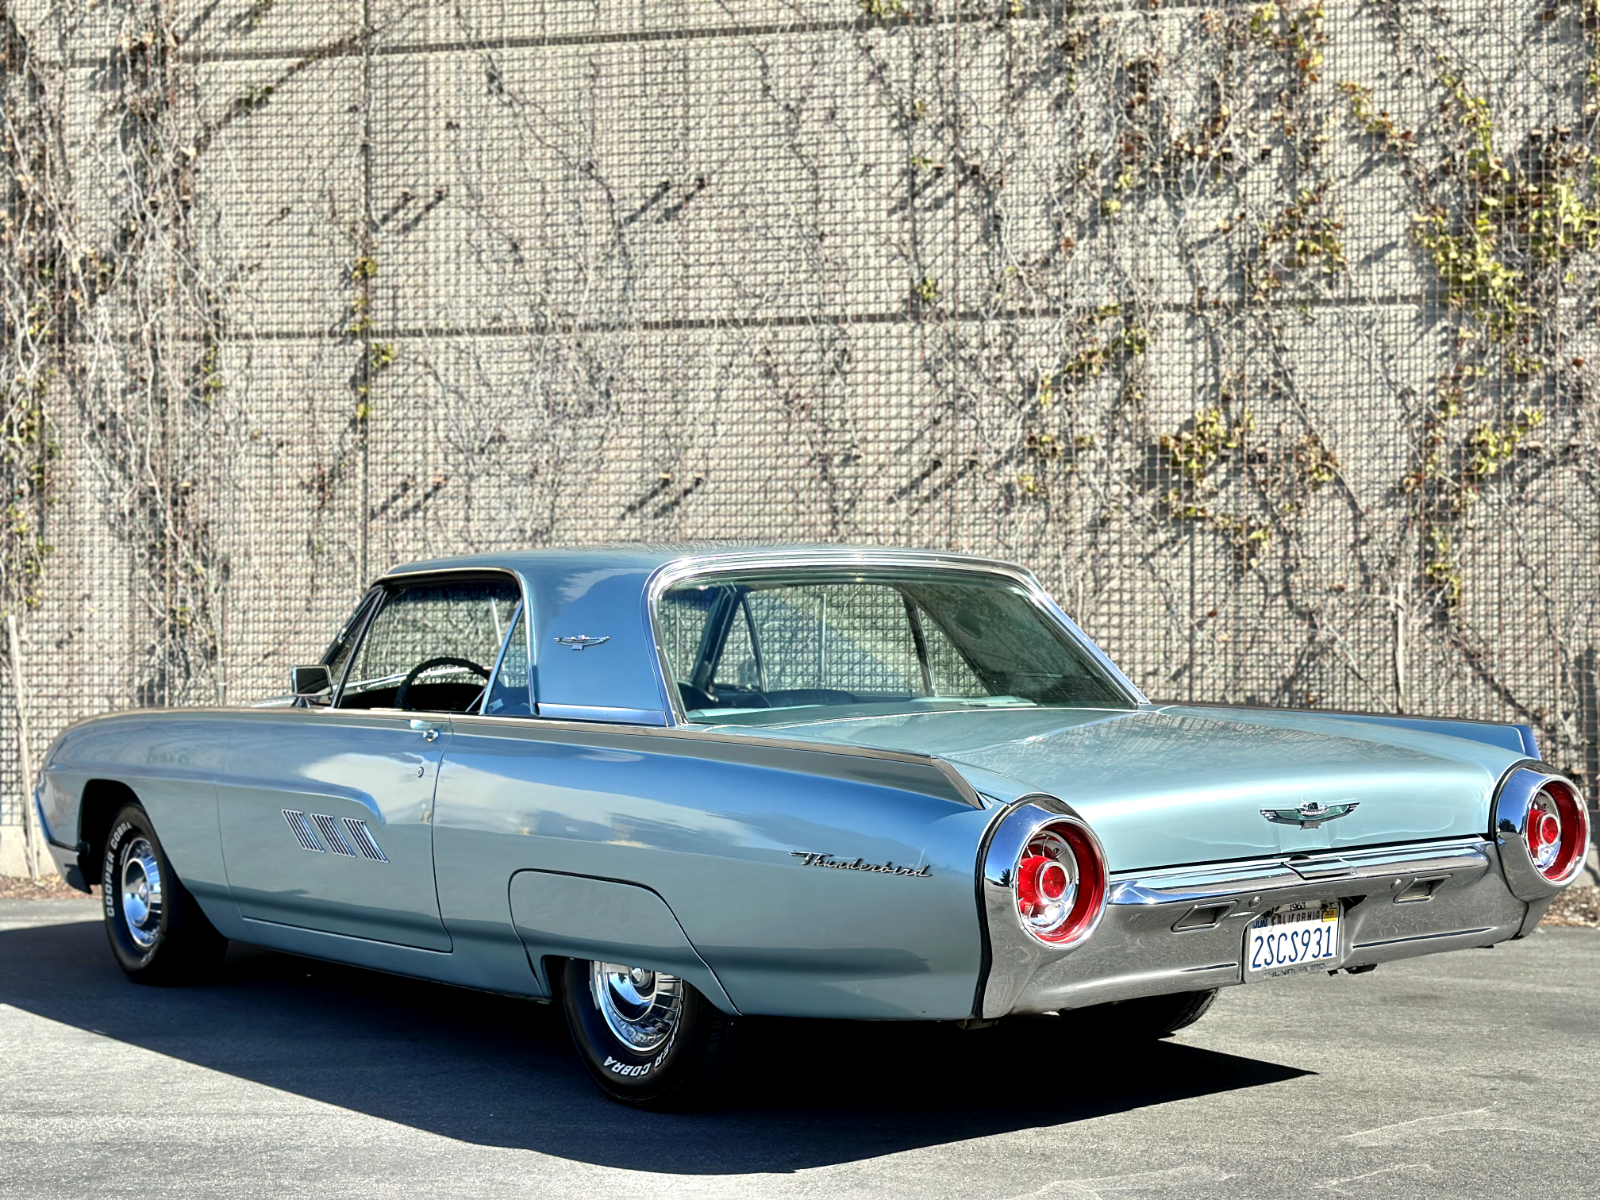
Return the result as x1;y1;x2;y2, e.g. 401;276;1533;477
1245;901;1341;979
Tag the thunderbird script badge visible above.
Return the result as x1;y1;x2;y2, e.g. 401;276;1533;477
791;851;931;877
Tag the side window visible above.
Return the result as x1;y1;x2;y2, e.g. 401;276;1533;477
339;578;521;712
483;608;531;716
321;590;380;697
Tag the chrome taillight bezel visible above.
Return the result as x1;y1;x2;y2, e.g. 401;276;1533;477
1493;766;1590;900
981;796;1109;951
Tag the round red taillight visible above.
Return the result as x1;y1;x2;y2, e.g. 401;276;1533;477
1529;808;1560;866
1530;784;1585;882
1014;820;1106;946
1039;859;1069;900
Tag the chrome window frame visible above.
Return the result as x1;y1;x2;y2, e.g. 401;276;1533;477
318;588;383;707
643;551;1147;728
476;599;530;716
333;567;531;714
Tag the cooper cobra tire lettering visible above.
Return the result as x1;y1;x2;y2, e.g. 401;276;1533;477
103;820;134;920
559;958;744;1110
100;802;226;985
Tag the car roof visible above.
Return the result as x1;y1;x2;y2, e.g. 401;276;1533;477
373;545;1052;724
381;543;1031;581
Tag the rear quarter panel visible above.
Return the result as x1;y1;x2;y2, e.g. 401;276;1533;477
434;718;994;1019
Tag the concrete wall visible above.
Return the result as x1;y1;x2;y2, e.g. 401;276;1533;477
3;0;1598;867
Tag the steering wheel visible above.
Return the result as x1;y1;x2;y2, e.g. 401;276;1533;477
395;656;490;711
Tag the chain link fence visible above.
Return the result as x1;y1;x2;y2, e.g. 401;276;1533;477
3;0;1598;850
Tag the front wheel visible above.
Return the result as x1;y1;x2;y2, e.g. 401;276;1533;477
102;802;227;984
559;958;743;1109
1074;988;1218;1039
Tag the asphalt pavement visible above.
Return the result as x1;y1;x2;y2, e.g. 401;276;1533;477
2;896;1596;1199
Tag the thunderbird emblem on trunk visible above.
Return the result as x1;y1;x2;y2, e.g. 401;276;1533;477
1261;800;1359;829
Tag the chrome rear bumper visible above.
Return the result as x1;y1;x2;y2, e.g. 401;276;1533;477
983;836;1533;1018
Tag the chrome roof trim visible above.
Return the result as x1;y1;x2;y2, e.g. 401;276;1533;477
368;562;529;589
341;565;532;710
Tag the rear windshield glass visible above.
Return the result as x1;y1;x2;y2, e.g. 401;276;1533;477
657;570;1129;724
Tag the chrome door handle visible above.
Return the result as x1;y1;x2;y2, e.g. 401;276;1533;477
408;719;442;742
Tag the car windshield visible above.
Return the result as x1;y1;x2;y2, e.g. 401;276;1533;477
657;569;1131;725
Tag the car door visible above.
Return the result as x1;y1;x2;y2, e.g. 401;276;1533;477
218;573;523;950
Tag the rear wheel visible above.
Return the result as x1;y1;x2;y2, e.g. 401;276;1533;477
1076;988;1217;1039
102;803;227;984
559;958;743;1110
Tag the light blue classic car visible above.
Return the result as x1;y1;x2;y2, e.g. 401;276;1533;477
33;546;1591;1107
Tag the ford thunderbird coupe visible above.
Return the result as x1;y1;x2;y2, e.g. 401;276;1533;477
33;546;1591;1107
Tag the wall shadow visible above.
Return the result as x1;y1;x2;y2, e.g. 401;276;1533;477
3;918;1311;1174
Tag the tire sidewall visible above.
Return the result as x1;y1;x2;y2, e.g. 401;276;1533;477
102;805;169;975
560;958;701;1102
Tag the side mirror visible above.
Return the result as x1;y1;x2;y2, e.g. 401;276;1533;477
291;665;332;697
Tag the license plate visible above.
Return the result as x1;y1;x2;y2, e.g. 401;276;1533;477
1245;901;1341;978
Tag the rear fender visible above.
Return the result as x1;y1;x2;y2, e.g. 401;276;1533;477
1158;702;1537;759
509;870;737;1012
1302;712;1538;759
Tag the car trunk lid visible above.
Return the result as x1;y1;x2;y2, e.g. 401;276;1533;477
734;705;1518;871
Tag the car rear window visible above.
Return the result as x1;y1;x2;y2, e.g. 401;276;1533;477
657;569;1130;724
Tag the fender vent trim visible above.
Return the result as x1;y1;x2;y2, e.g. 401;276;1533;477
282;810;323;852
311;812;356;856
342;818;388;862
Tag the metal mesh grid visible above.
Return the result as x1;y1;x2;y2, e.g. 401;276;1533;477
4;1;1600;841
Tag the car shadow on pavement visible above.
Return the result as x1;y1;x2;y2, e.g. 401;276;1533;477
3;918;1310;1173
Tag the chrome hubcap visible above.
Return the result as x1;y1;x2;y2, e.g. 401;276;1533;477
119;838;163;949
590;961;683;1054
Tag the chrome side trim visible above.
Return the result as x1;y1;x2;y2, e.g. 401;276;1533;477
447;708;985;809
1492;763;1590;899
534;703;671;726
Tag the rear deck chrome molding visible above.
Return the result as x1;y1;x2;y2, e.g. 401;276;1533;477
1107;838;1492;907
